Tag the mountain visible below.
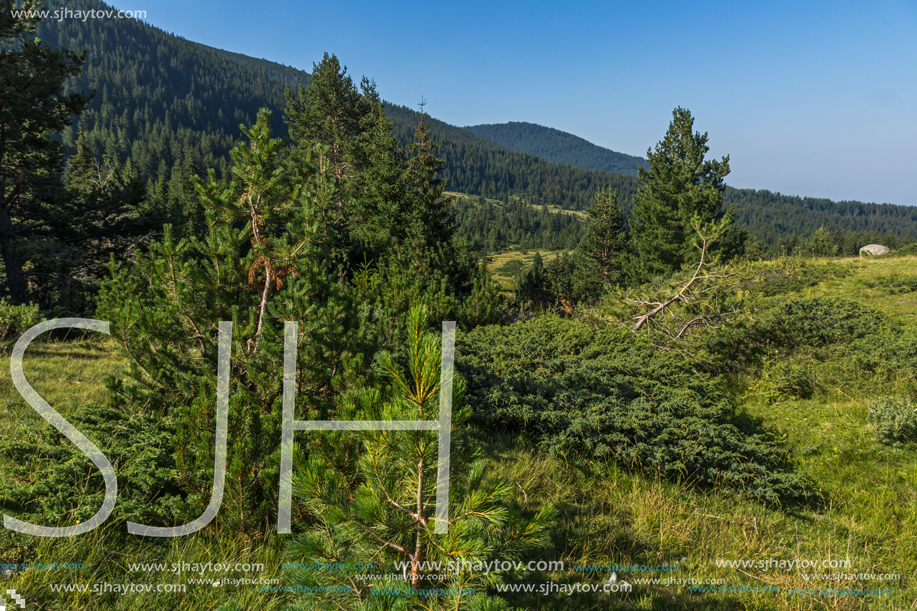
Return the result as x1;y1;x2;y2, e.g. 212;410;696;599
31;0;917;245
465;121;648;176
36;0;638;214
463;123;917;245
723;188;917;246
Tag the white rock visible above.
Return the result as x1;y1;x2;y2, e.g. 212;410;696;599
859;244;891;256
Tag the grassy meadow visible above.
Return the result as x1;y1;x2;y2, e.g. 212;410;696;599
2;254;917;610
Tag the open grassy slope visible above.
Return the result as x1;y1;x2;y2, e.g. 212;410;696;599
2;255;917;609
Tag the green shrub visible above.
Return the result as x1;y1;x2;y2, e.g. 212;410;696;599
892;243;917;257
0;402;180;528
285;308;554;611
762;298;884;348
864;274;917;294
746;361;817;403
773;365;816;399
457;316;818;506
496;259;525;277
702;297;886;369
867;396;917;445
0;299;42;343
743;260;850;297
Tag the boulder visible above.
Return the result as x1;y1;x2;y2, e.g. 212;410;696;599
860;244;891;257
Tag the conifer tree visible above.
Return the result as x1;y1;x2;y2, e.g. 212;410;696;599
284;53;409;258
0;0;91;303
514;252;549;307
97;110;364;533
573;188;630;301
65;131;98;193
285;306;555;611
529;252;576;312
58;139;151;312
630;107;732;281
806;226;838;257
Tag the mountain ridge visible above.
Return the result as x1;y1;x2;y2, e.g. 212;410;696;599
31;0;917;244
465;121;648;176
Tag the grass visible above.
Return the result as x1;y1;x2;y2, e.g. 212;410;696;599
3;255;917;609
0;338;288;610
469;255;917;610
487;249;571;291
766;255;917;319
445;191;588;220
448;190;580;292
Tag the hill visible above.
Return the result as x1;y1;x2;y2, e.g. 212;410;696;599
36;0;638;213
725;188;917;246
465;121;648;176
460;124;917;245
33;0;917;244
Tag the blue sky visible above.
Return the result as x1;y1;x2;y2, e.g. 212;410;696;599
114;0;915;205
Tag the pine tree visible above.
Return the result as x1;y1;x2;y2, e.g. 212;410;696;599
573;187;630;301
59;144;151;312
284;53;409;258
97;110;364;533
515;252;549;306
630;107;732;281
545;252;576;306
806;226;839;257
65;131;98;193
285;306;555;611
0;0;91;303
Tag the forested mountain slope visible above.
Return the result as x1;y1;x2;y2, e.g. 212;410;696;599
725;189;917;245
465;121;648;176
34;0;917;242
462;122;917;243
37;0;637;212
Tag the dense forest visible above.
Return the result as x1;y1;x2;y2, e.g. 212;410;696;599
452;195;585;253
725;188;917;246
461;121;917;245
33;0;917;247
35;0;637;215
465;121;648;176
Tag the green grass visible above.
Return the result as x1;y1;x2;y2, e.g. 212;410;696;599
445;191;589;220
0;339;288;610
4;255;917;609
470;255;917;610
487;249;571;291
782;255;917;319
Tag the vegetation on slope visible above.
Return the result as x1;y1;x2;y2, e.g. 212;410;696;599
465;121;648;176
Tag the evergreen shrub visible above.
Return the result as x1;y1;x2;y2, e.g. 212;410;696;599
457;316;817;505
0;403;179;528
702;297;885;369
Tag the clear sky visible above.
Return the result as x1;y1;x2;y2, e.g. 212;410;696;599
113;0;916;205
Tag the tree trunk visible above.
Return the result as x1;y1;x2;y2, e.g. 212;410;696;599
0;205;28;304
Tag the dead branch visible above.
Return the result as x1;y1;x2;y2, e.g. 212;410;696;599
630;219;738;334
631;228;713;331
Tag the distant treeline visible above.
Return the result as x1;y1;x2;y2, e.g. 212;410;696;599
725;188;917;246
36;0;917;248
